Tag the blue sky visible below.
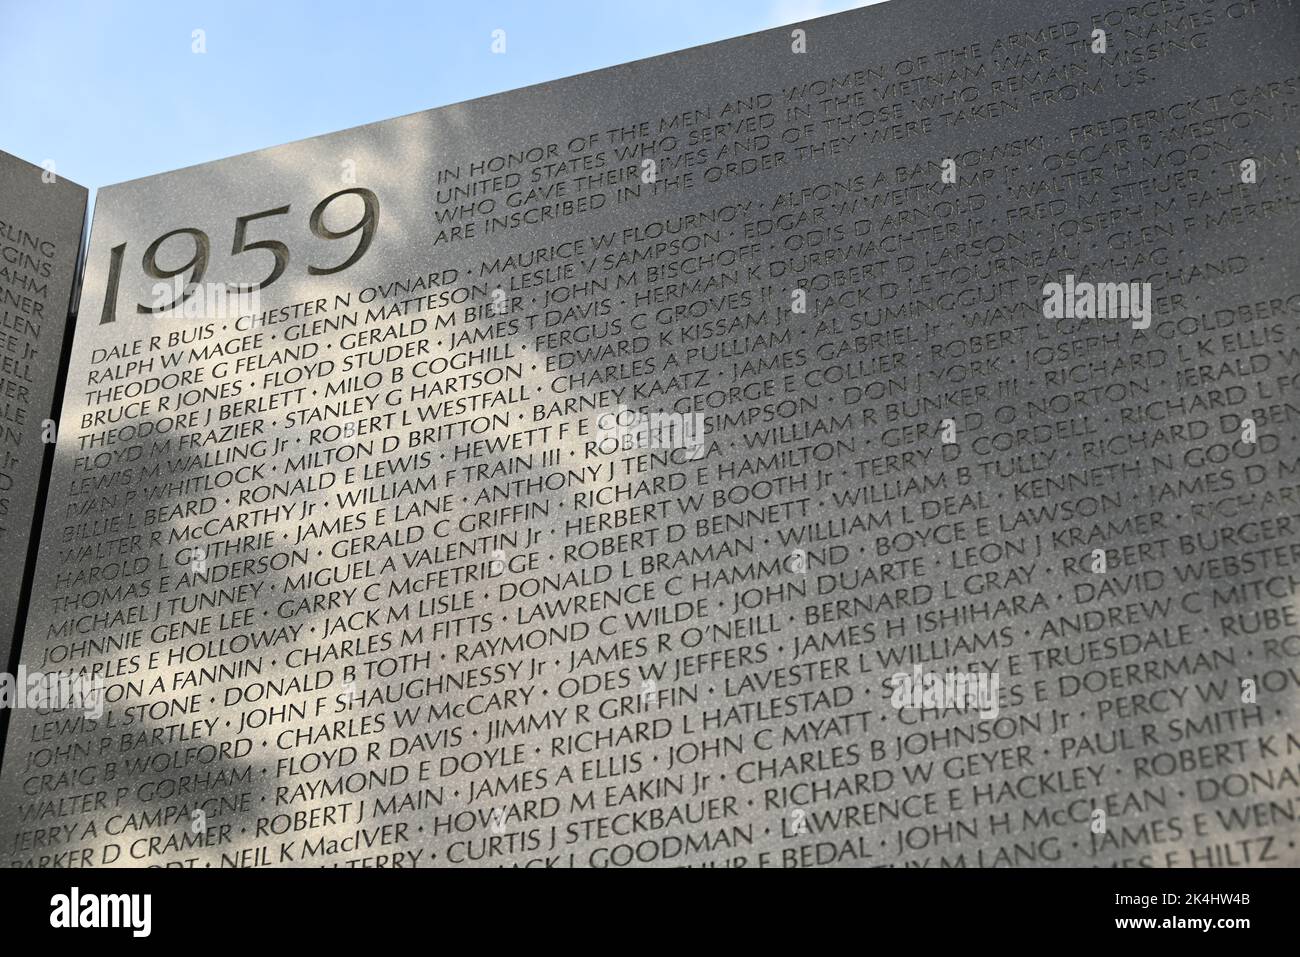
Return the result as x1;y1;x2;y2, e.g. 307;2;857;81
1;0;876;192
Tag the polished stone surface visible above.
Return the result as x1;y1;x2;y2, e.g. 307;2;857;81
2;0;1299;867
0;151;85;673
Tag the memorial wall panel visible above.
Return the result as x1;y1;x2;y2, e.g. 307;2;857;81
0;152;86;673
3;0;1299;867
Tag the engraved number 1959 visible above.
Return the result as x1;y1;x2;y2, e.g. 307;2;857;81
99;187;379;324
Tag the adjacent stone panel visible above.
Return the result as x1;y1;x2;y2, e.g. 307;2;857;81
0;152;86;671
3;0;1300;867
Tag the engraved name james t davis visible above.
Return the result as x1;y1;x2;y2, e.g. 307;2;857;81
3;0;1299;867
0;152;86;672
